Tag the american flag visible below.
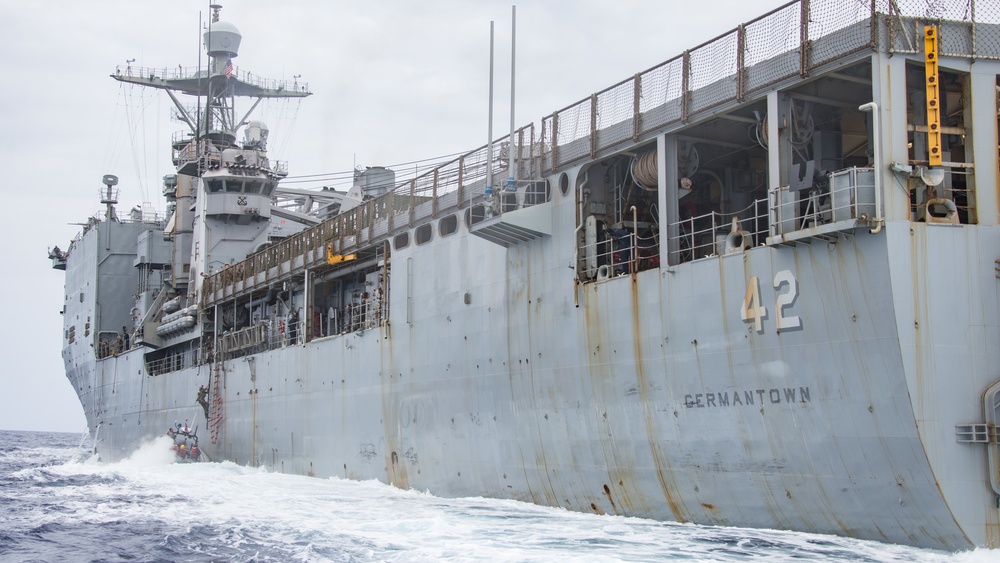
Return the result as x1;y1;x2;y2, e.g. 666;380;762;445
224;58;233;78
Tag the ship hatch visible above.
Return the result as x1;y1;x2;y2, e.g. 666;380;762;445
956;379;1000;497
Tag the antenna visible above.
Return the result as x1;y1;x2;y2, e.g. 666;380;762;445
506;5;516;192
486;21;495;200
101;174;120;221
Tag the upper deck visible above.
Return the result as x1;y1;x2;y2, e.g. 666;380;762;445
202;0;1000;306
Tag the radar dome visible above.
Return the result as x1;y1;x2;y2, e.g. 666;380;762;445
204;20;242;57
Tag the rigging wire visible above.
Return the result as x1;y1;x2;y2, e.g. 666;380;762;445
103;87;128;181
108;78;486;201
121;83;159;204
281;148;473;187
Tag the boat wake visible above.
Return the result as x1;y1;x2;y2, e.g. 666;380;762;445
2;430;996;562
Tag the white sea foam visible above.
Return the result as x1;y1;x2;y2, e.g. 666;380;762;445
44;459;994;562
120;435;177;467
3;431;997;562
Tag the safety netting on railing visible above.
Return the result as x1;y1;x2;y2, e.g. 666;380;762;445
743;3;804;94
688;29;741;114
807;0;876;68
637;57;685;135
544;0;998;172
553;99;593;167
887;0;1000;59
594;79;636;153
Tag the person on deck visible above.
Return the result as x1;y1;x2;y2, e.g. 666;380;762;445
288;310;299;345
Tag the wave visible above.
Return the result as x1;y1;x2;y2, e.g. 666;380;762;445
0;430;994;562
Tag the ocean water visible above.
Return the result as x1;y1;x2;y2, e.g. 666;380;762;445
0;430;994;563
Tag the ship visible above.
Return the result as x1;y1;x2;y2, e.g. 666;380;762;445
50;0;1000;550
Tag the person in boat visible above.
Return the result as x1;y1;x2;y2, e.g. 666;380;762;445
121;326;130;351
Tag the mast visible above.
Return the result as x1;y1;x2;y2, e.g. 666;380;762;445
506;5;516;192
110;5;310;175
109;4;312;299
486;21;495;199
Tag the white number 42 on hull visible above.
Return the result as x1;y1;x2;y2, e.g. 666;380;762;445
741;270;800;333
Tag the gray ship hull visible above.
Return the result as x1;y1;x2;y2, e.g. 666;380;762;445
56;1;1000;551
68;220;999;549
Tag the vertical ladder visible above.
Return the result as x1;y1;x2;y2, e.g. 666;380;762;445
209;361;225;444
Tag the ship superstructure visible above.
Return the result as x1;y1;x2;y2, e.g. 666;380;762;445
53;1;1000;550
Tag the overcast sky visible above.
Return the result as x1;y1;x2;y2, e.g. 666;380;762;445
0;0;777;432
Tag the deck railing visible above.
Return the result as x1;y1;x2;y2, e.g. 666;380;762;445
204;0;1000;299
214;300;389;361
667;200;770;264
769;167;878;238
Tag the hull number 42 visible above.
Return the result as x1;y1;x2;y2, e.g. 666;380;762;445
741;270;800;333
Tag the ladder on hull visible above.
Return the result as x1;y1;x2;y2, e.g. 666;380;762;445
208;361;225;444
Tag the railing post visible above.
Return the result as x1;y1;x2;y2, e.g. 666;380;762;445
368;200;375;243
457;156;464;208
799;0;811;76
432;168;439;217
887;0;897;56
681;50;691;122
338;214;345;255
971;0;978;62
737;24;747;101
517;127;525;179
687;218;694;258
304;268;310;344
590;93;598;159
529;123;536;177
630;205;638;276
711;212;718;255
388;190;395;232
551;112;560;170
632;73;641;140
409;179;416;227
